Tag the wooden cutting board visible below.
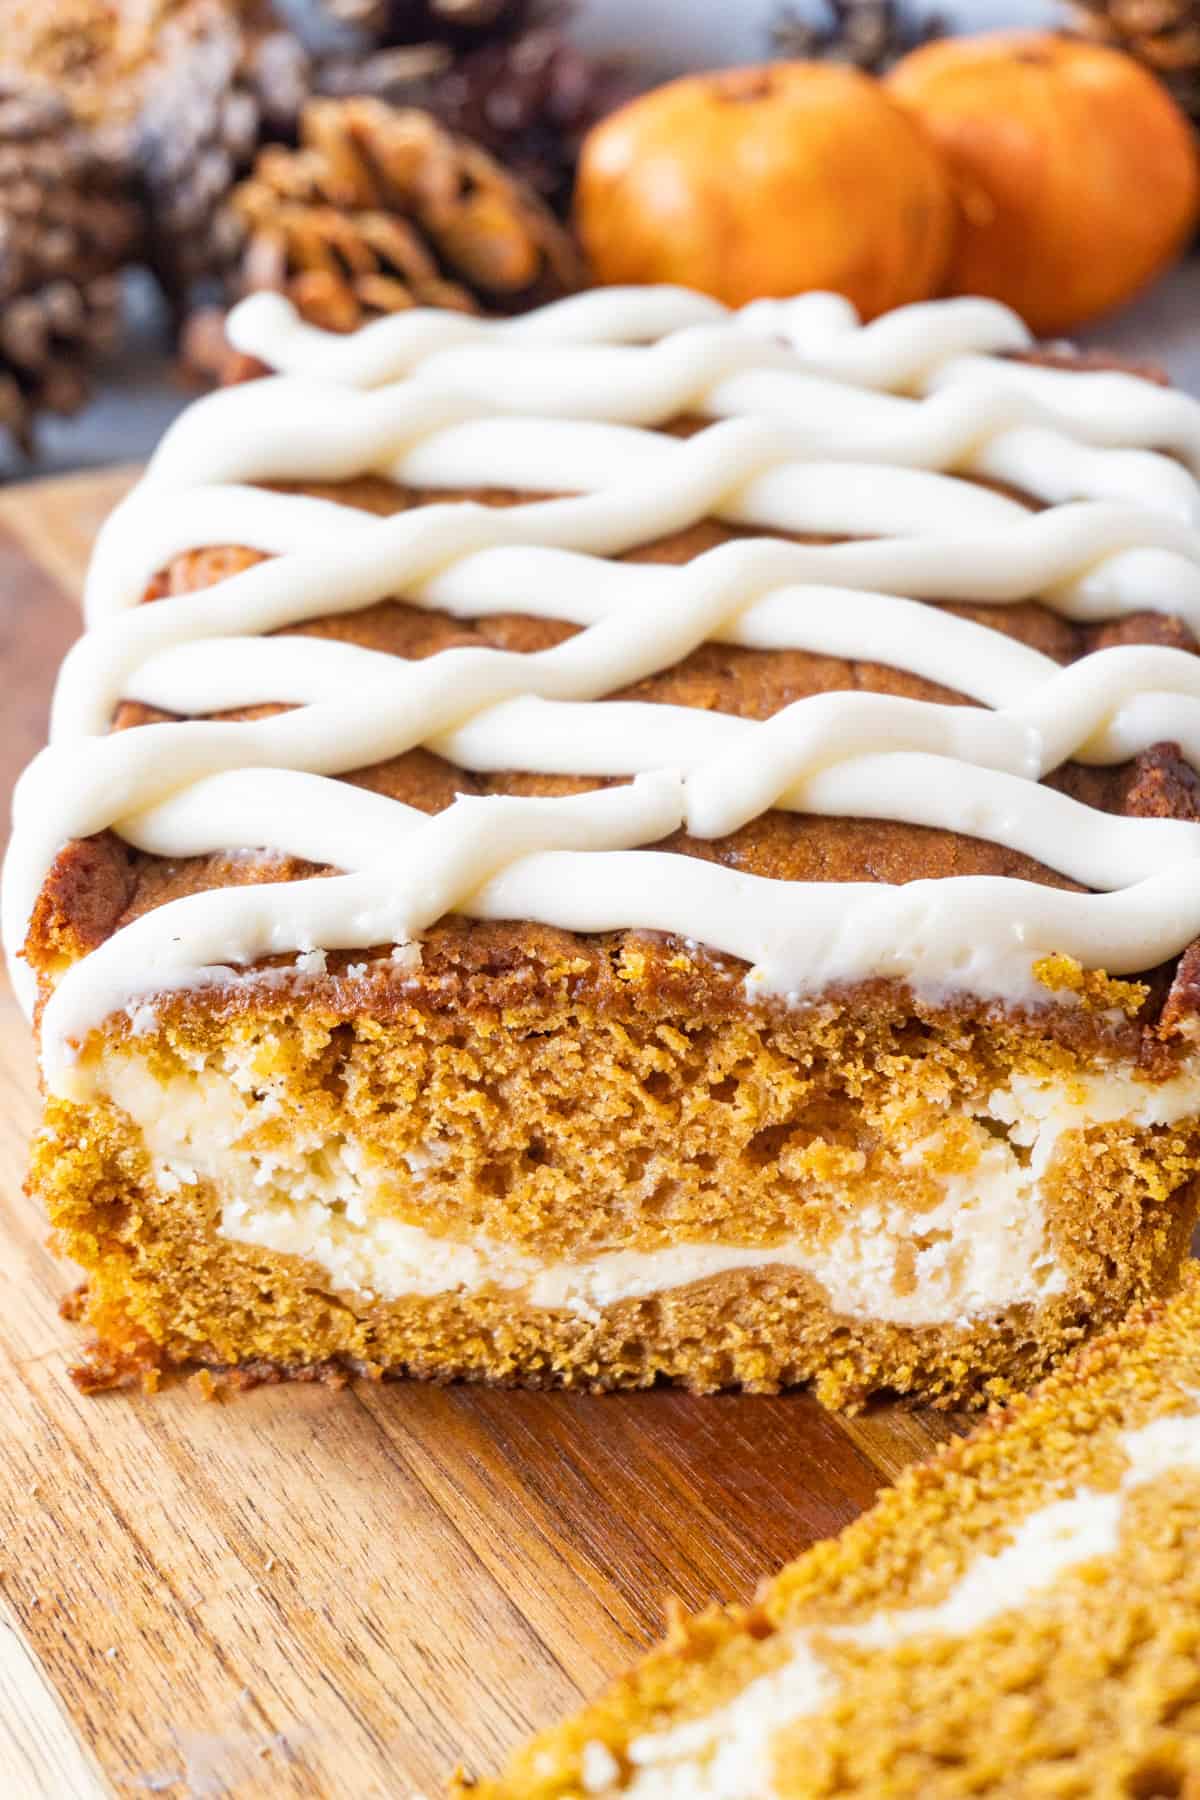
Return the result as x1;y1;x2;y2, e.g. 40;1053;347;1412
0;471;962;1800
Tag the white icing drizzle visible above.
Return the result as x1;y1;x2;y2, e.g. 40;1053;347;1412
614;1401;1200;1798
8;286;1200;1083
119;379;1200;546
230;287;1200;493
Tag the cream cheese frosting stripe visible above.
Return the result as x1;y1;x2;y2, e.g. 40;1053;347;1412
136;389;1040;536
227;286;1200;486
612;1403;1200;1799
17;483;1200;964
123;375;1200;540
34;778;1200;1096
10;287;1200;1082
227;286;1023;388
224;288;1200;512
19;728;1197;905
83;481;1200;636
61;497;1200;784
19;634;1200;916
109;637;1200;778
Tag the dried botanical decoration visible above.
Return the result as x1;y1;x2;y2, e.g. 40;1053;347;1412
133;1;315;309
0;78;141;452
771;0;945;73
224;97;583;335
315;2;637;213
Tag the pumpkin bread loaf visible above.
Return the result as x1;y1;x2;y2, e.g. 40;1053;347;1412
8;283;1200;1405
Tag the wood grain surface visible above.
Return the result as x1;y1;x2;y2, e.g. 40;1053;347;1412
0;472;960;1799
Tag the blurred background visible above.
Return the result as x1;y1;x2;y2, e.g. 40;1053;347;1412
2;0;1197;480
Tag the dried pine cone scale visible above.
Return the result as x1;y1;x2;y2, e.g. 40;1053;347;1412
230;97;583;328
771;0;945;71
133;1;316;312
0;79;140;455
1071;1;1200;121
2;0;269;130
312;0;528;45
313;4;639;214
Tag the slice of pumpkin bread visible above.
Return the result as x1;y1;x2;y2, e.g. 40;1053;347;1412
457;1262;1200;1800
11;285;1200;1404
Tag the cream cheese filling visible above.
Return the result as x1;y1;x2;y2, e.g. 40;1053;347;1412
600;1405;1200;1799
96;1054;1200;1329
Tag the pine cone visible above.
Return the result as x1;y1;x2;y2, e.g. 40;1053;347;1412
1;0;209;128
133;0;315;312
0;79;141;454
224;97;583;334
1;0;124;126
419;22;639;212
1071;2;1200;122
315;4;638;213
312;0;528;46
771;0;946;72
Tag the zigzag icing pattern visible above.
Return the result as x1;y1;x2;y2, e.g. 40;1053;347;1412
9;287;1200;1095
226;285;1200;507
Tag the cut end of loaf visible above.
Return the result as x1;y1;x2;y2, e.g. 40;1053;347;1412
31;940;1200;1410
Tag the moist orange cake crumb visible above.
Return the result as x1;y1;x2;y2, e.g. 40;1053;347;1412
453;1263;1200;1799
